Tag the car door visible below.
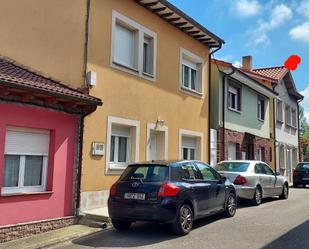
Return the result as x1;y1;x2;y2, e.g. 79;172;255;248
261;164;276;196
179;162;212;217
254;163;269;197
195;162;225;213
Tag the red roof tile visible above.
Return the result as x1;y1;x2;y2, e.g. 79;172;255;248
252;66;287;81
0;58;101;104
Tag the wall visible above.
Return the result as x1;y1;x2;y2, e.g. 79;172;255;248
81;0;211;208
0;0;86;88
0;103;76;226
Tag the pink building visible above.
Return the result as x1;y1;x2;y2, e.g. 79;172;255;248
0;58;102;242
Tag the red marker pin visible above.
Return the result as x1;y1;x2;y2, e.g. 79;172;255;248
284;55;301;71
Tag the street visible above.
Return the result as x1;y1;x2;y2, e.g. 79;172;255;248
52;188;309;249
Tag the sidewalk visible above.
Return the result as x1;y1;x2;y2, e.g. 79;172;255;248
0;225;102;249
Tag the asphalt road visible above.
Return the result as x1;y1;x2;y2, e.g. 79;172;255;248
53;188;309;249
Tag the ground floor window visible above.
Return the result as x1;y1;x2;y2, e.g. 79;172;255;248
2;127;49;194
179;129;203;161
257;147;266;162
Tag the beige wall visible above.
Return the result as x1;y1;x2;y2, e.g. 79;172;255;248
0;0;86;88
82;0;211;192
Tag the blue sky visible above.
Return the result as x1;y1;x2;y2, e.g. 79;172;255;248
169;0;309;119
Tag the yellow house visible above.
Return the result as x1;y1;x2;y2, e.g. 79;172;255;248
80;0;224;211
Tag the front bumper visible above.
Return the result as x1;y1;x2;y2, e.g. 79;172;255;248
234;185;256;200
108;197;178;223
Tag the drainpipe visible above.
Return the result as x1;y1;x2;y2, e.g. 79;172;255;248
273;97;277;171
83;0;91;89
297;100;302;162
208;45;222;164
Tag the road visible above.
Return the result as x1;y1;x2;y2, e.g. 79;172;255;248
52;188;309;249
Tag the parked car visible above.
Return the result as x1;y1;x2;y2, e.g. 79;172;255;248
293;162;309;187
108;160;237;235
214;160;289;205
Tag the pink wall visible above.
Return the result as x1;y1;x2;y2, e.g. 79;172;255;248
0;103;77;226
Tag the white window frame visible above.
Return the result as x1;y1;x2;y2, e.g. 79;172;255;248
285;104;291;126
182;147;196;160
146;123;168;161
111;10;157;81
179;129;204;161
227;84;241;112
106;116;140;174
257;96;265;122
2;127;49;195
110;134;130;165
276;99;283;123
291;108;297;128
179;48;204;97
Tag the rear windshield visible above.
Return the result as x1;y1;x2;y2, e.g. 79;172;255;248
296;163;309;170
215;162;250;172
120;165;169;182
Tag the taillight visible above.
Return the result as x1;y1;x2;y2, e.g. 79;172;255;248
110;183;118;197
234;175;247;185
158;183;180;197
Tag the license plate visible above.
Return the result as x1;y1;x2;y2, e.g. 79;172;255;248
302;177;309;181
124;193;145;200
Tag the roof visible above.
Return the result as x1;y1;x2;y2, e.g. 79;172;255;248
218;160;265;164
129;160;204;166
239;67;278;84
0;57;102;114
135;0;224;48
253;66;287;81
0;58;101;105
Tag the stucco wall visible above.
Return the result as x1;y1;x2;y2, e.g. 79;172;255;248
0;0;86;88
81;0;211;194
0;103;76;226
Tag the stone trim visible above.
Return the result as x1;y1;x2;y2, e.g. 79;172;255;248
0;216;77;243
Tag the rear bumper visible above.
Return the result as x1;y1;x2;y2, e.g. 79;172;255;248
293;177;309;185
234;185;255;200
108;197;178;223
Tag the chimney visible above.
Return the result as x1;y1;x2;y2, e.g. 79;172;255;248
242;56;252;71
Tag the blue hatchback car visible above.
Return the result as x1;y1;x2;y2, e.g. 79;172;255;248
108;160;236;235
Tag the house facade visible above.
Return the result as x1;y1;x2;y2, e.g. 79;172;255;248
210;59;277;167
80;0;223;211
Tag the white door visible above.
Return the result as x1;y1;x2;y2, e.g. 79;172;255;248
149;134;157;161
228;143;236;160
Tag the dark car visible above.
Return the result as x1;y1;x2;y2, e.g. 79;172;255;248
293;162;309;187
108;160;237;235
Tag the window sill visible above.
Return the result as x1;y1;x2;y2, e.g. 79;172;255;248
180;87;203;98
258;118;265;123
1;191;54;197
228;107;241;114
142;72;154;78
277;120;284;124
112;60;139;73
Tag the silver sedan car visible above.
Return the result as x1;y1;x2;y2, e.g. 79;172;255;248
214;160;289;205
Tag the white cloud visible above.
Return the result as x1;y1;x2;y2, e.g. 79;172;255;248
300;85;309;121
297;0;309;19
234;0;262;17
233;61;242;68
289;22;309;42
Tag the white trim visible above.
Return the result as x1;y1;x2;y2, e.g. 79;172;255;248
111;10;157;82
179;48;204;97
179;128;204;161
146;123;168;161
106;116;140;174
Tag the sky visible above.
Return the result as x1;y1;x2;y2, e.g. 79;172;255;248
169;0;309;120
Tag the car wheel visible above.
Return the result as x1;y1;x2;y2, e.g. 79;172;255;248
171;204;193;235
252;186;262;206
279;184;289;199
224;192;237;217
111;219;132;231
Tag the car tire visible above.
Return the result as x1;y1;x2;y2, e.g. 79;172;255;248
111;219;132;231
171;204;193;235
279;183;289;199
252;186;262;206
224;192;237;218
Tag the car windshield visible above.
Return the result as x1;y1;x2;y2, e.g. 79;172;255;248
296;163;309;170
120;165;169;182
215;162;250;172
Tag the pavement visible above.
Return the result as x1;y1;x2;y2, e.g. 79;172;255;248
2;187;309;249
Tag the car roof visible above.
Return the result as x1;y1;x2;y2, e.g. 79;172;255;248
130;160;206;166
218;160;265;164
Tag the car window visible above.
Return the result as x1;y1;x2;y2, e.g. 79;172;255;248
262;164;274;175
255;164;265;174
195;162;220;181
296;163;309;170
179;162;202;180
215;162;250;172
120;165;169;182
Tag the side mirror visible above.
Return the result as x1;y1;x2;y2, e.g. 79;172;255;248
275;172;281;176
220;175;227;182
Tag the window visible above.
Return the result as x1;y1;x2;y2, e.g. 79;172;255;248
107;116;140;171
180;48;204;95
195;162;220;181
112;11;156;80
2;127;49;194
215;162;250;173
291;108;297;128
285;104;291;125
258;147;266;162
262;164;274;175
257;96;265;121
228;83;241;112
179;129;203;161
179;163;202;180
120;165;168;182
277;100;283;123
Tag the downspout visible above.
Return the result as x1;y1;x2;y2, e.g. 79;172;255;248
208;45;222;164
297;100;302;162
83;0;91;89
272;96;277;171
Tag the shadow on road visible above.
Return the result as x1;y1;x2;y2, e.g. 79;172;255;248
263;220;309;249
237;197;281;209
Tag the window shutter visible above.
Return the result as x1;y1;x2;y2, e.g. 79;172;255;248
182;137;196;148
112;124;131;137
5;129;50;155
